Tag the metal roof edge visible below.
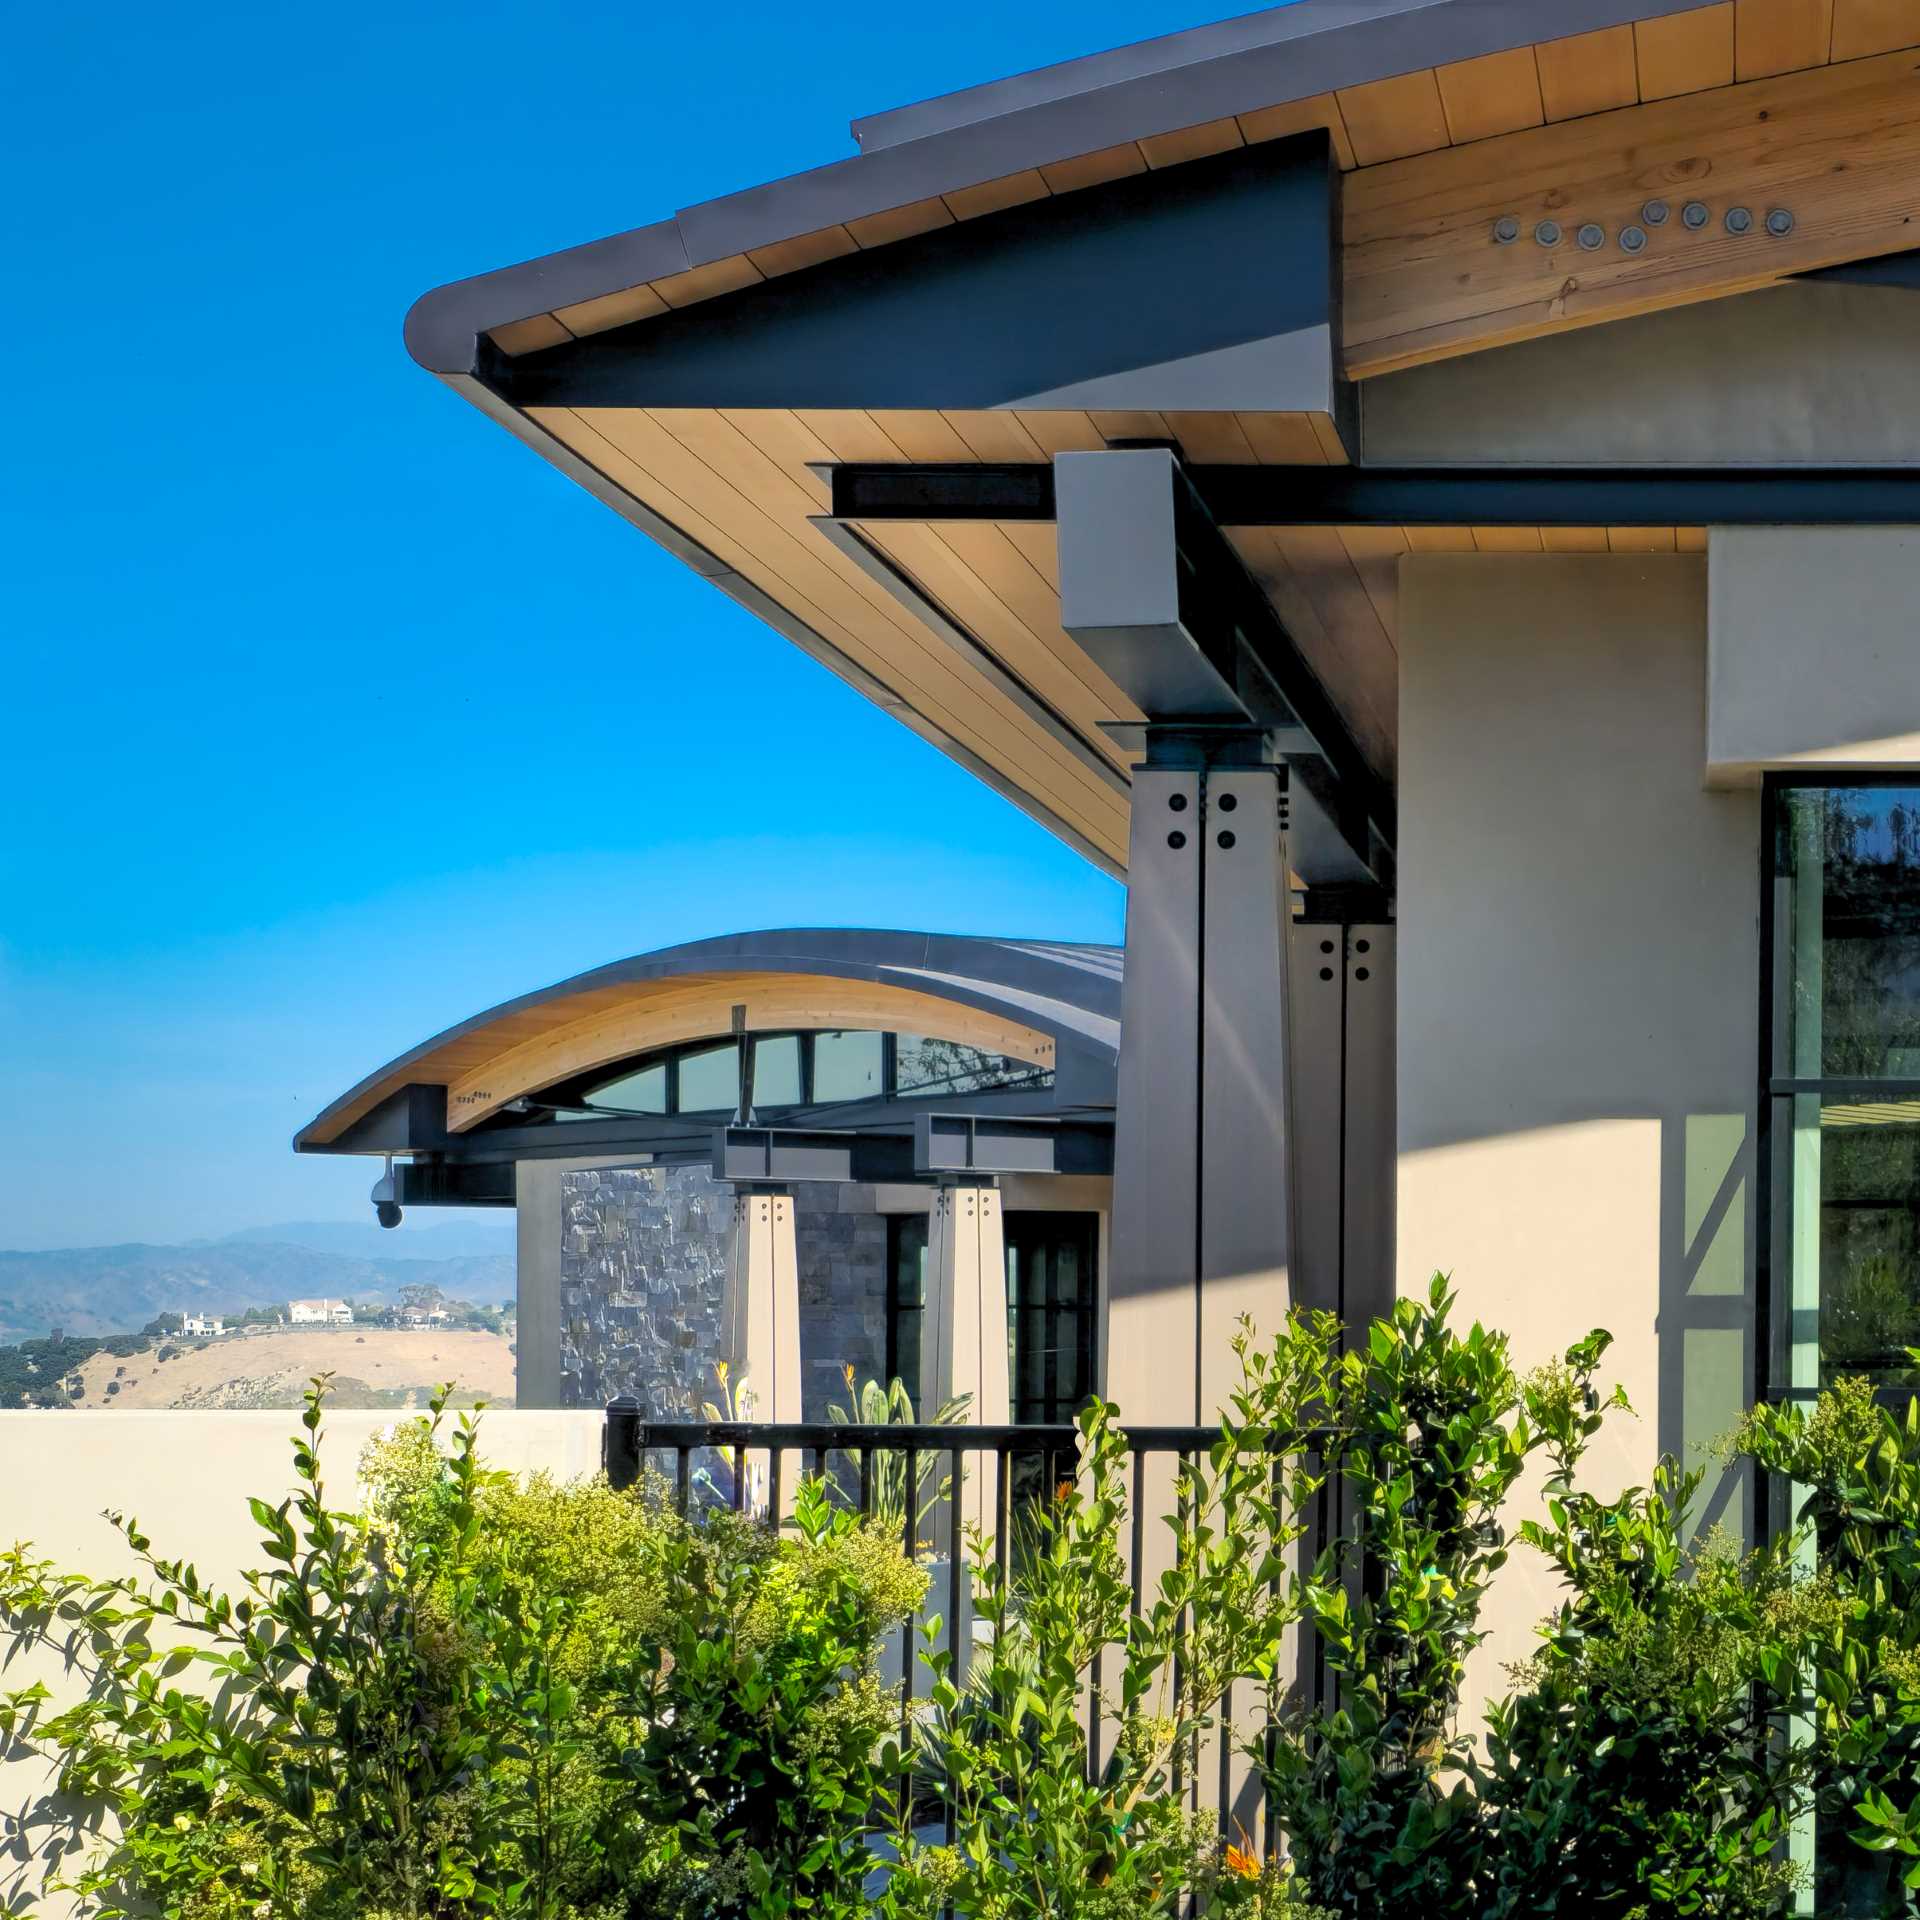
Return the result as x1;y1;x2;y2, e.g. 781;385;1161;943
402;0;1711;370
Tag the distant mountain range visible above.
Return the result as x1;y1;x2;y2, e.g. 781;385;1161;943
0;1220;516;1346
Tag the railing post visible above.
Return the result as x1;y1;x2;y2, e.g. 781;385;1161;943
605;1394;646;1491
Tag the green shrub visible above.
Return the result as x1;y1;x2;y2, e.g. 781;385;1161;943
0;1380;923;1920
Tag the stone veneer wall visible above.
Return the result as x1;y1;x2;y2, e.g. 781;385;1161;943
558;1167;900;1418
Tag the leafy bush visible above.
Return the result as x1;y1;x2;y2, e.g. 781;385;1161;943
1740;1373;1920;1915
0;1379;923;1920
876;1388;1329;1920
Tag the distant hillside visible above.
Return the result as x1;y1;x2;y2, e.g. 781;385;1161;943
0;1233;515;1346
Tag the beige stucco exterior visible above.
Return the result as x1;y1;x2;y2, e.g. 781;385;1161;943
1396;553;1760;1723
1708;526;1920;780
0;1409;604;1914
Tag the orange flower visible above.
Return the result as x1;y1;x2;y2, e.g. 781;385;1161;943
1223;1842;1260;1882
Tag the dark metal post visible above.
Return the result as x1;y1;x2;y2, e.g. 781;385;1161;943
605;1395;646;1491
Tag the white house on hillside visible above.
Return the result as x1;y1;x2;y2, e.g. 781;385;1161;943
179;1315;227;1338
288;1299;353;1327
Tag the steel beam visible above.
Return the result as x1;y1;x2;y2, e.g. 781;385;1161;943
912;1112;1115;1177
833;461;1920;528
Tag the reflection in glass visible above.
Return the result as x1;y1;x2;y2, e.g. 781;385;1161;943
814;1029;884;1102
677;1041;740;1114
570;1061;666;1117
895;1032;1052;1096
1782;786;1920;1079
1805;1099;1920;1386
749;1034;801;1108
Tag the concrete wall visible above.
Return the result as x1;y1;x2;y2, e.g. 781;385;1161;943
1396;553;1759;1720
0;1408;604;1914
1708;527;1920;778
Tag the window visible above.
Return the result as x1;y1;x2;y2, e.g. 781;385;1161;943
813;1029;884;1103
750;1034;802;1108
574;1060;666;1116
676;1041;740;1114
542;1023;1054;1125
1763;779;1920;1919
886;1214;928;1409
1767;781;1920;1398
883;1209;1098;1424
1005;1211;1099;1424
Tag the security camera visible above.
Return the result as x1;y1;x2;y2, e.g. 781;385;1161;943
371;1158;402;1231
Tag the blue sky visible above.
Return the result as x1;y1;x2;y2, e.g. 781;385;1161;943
0;2;1258;1249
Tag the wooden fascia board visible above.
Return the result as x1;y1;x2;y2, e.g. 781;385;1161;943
1343;46;1920;378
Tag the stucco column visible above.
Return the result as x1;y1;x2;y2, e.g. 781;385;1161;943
721;1187;802;1424
920;1181;1010;1543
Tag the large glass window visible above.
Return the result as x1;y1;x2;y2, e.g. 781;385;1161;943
1765;780;1920;1920
543;1024;1053;1124
1770;782;1920;1396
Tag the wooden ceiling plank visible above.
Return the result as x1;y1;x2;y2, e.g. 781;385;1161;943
1735;0;1836;76
1338;69;1452;164
1014;411;1109;455
1472;527;1546;550
932;519;1145;721
847;197;955;249
1636;3;1737;99
1307;414;1352;466
1237;93;1358;168
1039;143;1148;192
490;313;572;355
791;410;907;463
1607;525;1681;549
999;519;1063;590
552;283;670;338
1676;525;1710;550
876;410;977;461
1238;413;1330;464
943;170;1051;220
1403;525;1478;552
1087;409;1171;441
1541;526;1613;550
719;409;838;509
861;520;1142;740
1139;116;1247;168
564;407;1123;841
1535;26;1642;120
1343;48;1920;377
1436;47;1547;142
651;254;765;309
1162;411;1260;463
1831;0;1920;57
746;225;860;278
942;411;1047;461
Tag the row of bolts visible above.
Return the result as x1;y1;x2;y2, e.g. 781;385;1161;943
1492;199;1795;252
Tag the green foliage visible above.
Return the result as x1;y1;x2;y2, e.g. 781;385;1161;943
0;1379;922;1920
1476;1456;1822;1917
0;1332;143;1408
1258;1278;1604;1911
877;1349;1331;1920
618;1475;925;1919
1739;1369;1920;1914
825;1369;970;1547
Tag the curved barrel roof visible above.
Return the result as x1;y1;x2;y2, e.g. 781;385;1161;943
297;927;1122;1151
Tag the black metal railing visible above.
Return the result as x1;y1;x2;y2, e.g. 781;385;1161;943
603;1399;1331;1860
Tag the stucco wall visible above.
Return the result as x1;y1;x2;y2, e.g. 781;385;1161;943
1708;526;1920;778
0;1409;604;1914
1396;553;1759;1719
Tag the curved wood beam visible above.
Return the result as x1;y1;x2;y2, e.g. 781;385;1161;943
443;971;1057;1131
